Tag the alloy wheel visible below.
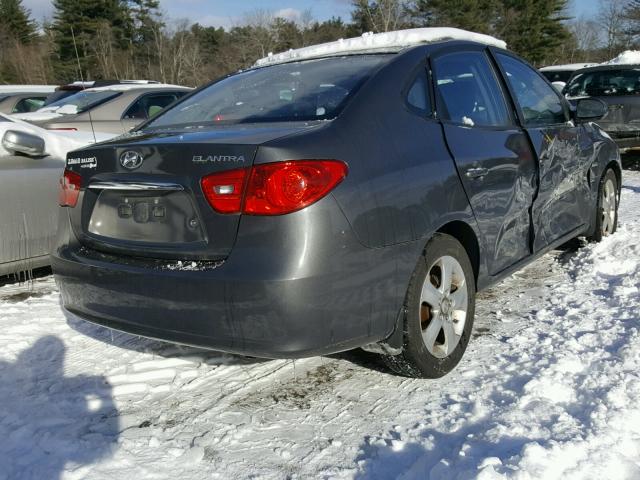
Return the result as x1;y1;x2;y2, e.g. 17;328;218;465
419;255;468;358
601;177;617;236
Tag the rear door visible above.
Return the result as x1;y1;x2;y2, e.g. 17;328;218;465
493;51;591;251
432;47;537;275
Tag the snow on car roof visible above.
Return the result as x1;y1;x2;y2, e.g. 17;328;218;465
605;50;640;65
540;63;597;71
83;83;191;93
254;28;507;67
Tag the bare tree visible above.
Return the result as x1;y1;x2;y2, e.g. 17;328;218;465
599;0;632;57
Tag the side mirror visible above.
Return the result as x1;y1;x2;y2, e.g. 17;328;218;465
2;130;46;157
551;81;566;93
575;98;608;122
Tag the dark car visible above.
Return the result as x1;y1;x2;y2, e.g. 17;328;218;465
565;63;640;150
52;29;620;378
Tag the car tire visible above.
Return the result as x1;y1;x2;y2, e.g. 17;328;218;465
383;233;475;378
588;168;619;242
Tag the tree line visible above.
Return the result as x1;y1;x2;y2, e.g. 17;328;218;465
1;0;640;87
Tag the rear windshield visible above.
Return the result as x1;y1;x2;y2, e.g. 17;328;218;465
41;90;121;114
540;70;572;83
566;68;640;98
145;55;391;128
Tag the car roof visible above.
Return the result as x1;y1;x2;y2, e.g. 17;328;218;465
0;85;57;94
254;27;506;67
570;64;640;75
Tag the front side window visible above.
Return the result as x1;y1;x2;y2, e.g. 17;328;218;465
433;51;511;128
124;93;182;120
146;55;391;129
565;68;640;98
12;96;46;113
496;53;566;127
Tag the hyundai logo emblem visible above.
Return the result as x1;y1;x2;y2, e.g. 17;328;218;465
120;150;144;170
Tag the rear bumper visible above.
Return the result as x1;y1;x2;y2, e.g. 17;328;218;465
603;129;640;150
53;197;415;358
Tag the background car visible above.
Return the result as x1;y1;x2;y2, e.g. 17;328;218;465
14;84;191;135
0;113;115;277
42;80;161;107
564;63;640;150
0;85;56;114
53;28;620;379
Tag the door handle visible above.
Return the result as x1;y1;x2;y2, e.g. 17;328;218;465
465;167;489;179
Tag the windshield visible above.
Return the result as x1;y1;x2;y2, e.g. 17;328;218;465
145;55;390;129
40;90;121;114
566;68;640;98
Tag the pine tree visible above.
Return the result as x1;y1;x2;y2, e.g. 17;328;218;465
496;0;571;65
0;0;37;43
410;0;499;34
51;0;130;79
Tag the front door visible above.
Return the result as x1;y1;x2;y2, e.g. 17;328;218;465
0;150;62;270
432;48;537;275
493;51;592;251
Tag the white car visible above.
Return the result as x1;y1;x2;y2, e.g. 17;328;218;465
0;113;115;276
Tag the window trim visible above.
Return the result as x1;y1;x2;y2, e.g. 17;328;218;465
489;48;571;128
401;62;435;118
430;47;517;131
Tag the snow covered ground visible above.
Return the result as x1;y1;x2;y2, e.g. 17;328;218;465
2;172;640;480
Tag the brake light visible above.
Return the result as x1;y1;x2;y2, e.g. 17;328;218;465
244;161;348;215
59;169;82;207
200;160;348;215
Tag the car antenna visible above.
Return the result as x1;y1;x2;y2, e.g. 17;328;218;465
70;26;97;144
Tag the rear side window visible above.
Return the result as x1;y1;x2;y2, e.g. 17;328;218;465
406;69;431;115
433;51;511;128
146;55;391;128
496;53;566;127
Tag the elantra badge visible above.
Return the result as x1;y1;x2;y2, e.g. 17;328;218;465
120;151;144;170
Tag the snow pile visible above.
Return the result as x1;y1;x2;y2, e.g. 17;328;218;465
255;28;507;67
1;174;640;479
606;50;640;65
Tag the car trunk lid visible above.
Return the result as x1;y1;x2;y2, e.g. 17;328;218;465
65;124;317;259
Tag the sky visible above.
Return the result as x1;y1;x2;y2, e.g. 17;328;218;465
23;0;602;29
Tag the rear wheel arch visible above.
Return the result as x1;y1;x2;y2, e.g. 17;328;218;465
435;221;480;286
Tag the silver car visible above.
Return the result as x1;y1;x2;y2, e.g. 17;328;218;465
14;84;191;135
0;113;113;276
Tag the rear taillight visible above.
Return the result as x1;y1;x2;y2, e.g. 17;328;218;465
59;169;82;207
200;160;348;215
201;168;249;214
